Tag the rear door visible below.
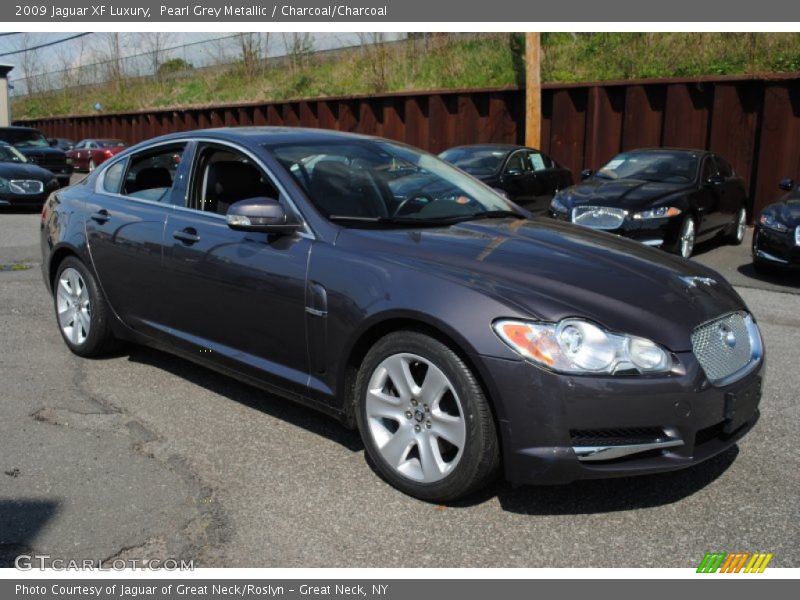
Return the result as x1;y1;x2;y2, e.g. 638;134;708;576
714;155;746;219
525;150;572;212
84;141;189;339
159;140;312;396
693;155;726;234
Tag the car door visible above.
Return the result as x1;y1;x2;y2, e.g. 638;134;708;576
159;141;312;396
499;150;536;206
692;155;726;235
714;155;746;220
84;141;189;339
525;150;571;212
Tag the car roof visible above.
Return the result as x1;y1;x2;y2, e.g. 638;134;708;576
627;147;710;156
144;126;383;147
0;126;41;132
442;144;533;154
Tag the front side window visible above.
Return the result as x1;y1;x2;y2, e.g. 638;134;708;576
267;140;515;226
438;147;507;177
188;145;280;216
504;151;528;174
597;151;699;183
121;144;185;203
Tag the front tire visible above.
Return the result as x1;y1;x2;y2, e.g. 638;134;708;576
355;331;500;502
53;257;116;357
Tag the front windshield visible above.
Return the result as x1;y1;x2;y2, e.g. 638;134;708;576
438;147;507;177
268;140;516;226
0;144;28;163
5;130;49;148
596;151;699;183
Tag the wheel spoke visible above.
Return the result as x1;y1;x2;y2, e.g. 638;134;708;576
419;366;449;406
417;435;444;480
57;306;74;328
69;319;82;344
384;355;418;401
366;389;405;420
78;310;91;338
430;413;466;448
379;426;414;468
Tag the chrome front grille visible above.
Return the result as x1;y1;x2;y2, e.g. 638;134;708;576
571;205;626;230
691;312;763;387
9;180;44;195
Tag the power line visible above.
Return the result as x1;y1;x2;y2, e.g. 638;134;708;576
0;32;23;38
0;33;93;58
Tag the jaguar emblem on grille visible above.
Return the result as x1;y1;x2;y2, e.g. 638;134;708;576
718;323;737;349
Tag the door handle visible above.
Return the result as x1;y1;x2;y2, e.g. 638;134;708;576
172;228;200;244
90;209;110;224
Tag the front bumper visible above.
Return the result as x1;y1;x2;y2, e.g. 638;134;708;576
753;225;800;268
549;210;683;248
477;351;763;485
0;190;51;207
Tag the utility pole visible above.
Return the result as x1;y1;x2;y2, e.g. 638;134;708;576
525;32;541;149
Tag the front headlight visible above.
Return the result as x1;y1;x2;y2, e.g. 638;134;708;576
759;213;789;233
632;206;682;220
550;194;568;214
493;318;671;375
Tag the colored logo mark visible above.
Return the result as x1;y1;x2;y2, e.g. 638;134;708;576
697;552;773;573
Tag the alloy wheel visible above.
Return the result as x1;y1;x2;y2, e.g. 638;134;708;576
365;353;466;483
680;218;696;258
735;207;747;242
56;267;91;345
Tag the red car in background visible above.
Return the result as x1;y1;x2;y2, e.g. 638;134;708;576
67;139;127;172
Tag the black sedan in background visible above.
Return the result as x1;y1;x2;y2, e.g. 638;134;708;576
0;142;60;209
41;128;763;502
0;126;74;188
549;149;748;258
752;178;800;272
439;144;573;212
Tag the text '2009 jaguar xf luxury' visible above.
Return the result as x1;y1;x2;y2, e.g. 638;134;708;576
41;128;764;501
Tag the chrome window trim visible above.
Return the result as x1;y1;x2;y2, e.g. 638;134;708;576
95;137;315;240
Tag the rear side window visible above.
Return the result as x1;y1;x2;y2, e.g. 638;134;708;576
527;151;554;172
102;160;126;194
715;156;734;178
121;144;186;203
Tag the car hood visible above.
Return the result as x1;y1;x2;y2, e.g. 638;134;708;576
767;197;800;226
340;218;746;351
560;178;691;210
0;161;57;180
15;146;65;157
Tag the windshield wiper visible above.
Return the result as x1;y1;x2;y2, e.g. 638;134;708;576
328;214;463;227
460;210;525;221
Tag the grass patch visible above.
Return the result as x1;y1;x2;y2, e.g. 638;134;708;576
12;33;800;120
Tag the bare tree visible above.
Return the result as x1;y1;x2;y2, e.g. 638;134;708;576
236;33;269;79
142;32;174;84
282;33;314;76
99;33;126;94
358;33;389;92
16;33;44;96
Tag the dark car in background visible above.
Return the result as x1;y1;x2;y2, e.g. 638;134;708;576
439;144;573;212
0;127;73;188
0;141;60;209
549;149;748;258
41;128;763;502
48;138;75;152
67;138;128;172
752;178;800;272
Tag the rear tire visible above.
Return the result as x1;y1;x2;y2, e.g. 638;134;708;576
53;256;116;357
355;331;500;503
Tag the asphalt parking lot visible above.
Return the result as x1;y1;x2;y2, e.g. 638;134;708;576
1;196;798;568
